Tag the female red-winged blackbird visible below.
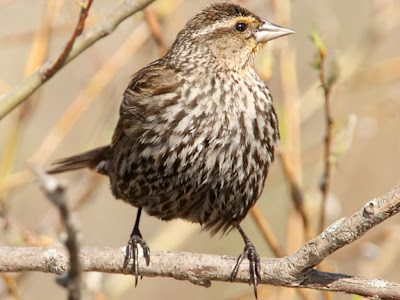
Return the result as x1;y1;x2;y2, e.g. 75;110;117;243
49;2;293;298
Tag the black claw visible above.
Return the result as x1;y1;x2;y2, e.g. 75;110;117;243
231;252;245;281
123;229;151;287
231;241;261;299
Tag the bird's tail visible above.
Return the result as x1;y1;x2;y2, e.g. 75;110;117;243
48;145;111;175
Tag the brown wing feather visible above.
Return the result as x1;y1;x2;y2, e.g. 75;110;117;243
111;61;183;146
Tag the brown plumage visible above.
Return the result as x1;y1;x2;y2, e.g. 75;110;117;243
49;2;293;298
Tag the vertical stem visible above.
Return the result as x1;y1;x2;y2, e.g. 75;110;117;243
318;52;333;234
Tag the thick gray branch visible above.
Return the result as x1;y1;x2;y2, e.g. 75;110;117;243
0;247;399;299
0;185;399;299
0;0;156;120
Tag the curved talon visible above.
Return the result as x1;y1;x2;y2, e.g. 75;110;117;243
231;252;246;281
231;241;261;299
123;229;150;287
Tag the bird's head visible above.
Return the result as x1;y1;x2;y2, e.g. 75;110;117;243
165;2;294;72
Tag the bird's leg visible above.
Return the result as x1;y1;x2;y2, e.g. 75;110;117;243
231;220;261;299
123;208;150;286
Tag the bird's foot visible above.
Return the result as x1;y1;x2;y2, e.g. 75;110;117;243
123;229;150;286
231;240;261;299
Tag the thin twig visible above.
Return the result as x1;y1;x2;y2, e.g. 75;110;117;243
0;0;62;212
43;0;94;79
250;204;316;300
250;203;285;257
30;21;150;166
143;7;168;55
311;27;336;233
37;173;101;235
0;212;42;246
0;20;99;46
319;59;332;233
0;0;156;120
29;164;81;300
276;147;314;240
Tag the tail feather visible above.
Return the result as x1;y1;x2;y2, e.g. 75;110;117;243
48;145;111;175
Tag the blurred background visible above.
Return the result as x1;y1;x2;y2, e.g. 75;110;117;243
0;0;400;299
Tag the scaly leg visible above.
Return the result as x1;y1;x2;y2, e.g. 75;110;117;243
123;208;150;286
231;221;261;299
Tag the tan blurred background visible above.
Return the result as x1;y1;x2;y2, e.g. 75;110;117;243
0;0;400;299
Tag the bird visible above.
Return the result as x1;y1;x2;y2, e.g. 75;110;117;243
49;2;293;298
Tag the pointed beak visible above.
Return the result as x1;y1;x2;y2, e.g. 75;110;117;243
254;19;295;43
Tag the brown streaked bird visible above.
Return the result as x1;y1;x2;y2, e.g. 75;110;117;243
49;2;293;298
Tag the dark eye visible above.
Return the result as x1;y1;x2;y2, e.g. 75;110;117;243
235;22;248;32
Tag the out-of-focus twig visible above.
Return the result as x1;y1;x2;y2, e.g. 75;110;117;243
250;204;316;300
144;7;168;55
0;19;99;46
30;22;150;166
250;203;285;257
18;0;63;119
267;1;305;298
0;0;62;212
0;273;19;299
0;0;15;9
37;173;101;235
0;212;43;246
268;0;308;261
43;0;94;79
276;147;314;241
310;26;338;233
0;0;156;120
0;21;152;196
30;164;81;300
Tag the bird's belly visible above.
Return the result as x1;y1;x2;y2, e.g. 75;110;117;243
111;135;271;233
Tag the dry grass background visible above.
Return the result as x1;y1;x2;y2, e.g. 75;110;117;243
0;0;400;299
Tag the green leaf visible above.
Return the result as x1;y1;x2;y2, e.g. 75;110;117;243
310;25;327;57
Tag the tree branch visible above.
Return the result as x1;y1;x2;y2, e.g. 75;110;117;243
43;0;94;79
0;185;399;298
30;164;82;300
0;247;399;299
310;26;339;233
0;0;156;120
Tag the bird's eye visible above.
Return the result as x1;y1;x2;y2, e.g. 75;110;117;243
235;22;248;32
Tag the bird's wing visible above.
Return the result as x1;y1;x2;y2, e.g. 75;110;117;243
111;62;183;146
109;62;192;205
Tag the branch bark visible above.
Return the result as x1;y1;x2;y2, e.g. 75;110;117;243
30;164;82;300
0;247;399;299
0;0;156;120
0;185;399;299
43;0;94;79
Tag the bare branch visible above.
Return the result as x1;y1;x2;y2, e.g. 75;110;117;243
0;0;156;120
250;204;316;300
43;0;94;79
1;185;399;299
310;26;339;233
276;147;314;240
250;203;286;257
0;246;399;299
30;165;82;300
144;7;168;55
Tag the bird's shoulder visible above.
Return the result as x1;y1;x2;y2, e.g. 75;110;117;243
112;60;183;145
124;60;182;101
118;59;184;123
